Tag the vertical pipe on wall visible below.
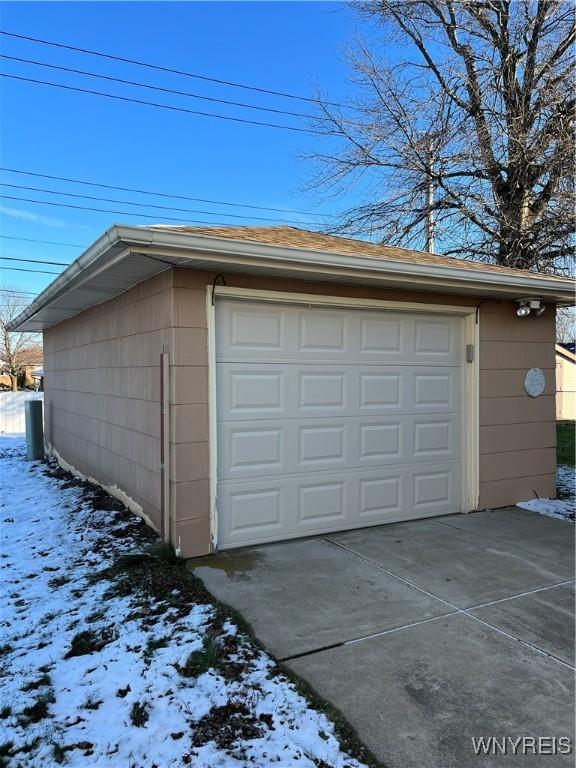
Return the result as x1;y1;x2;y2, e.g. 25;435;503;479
159;345;171;543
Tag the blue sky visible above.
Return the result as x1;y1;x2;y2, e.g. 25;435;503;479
0;1;368;302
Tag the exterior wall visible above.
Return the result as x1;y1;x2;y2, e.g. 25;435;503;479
170;268;557;556
556;353;576;420
43;264;559;559
478;303;556;507
43;270;175;533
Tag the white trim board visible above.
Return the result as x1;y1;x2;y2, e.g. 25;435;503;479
206;289;219;553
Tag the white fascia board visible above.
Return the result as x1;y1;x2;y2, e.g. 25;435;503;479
116;226;575;300
8;224;575;331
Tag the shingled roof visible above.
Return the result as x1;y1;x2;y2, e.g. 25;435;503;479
149;225;572;283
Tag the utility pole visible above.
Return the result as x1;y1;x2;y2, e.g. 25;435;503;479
425;137;435;254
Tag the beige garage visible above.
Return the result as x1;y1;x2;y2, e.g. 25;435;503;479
9;225;573;557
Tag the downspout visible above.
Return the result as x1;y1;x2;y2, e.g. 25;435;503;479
159;344;171;545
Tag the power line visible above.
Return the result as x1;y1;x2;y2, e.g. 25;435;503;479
1;264;60;275
0;73;330;136
0;168;332;217
0;182;329;225
0;54;320;121
0;256;71;266
0;288;39;295
0;193;252;225
0;29;347;109
0;234;85;248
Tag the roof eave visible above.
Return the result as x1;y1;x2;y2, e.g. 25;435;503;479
9;224;575;332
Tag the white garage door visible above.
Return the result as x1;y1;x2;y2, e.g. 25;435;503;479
215;299;464;549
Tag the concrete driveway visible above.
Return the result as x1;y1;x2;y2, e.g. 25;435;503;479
190;508;575;768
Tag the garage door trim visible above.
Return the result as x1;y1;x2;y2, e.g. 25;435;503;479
206;285;479;551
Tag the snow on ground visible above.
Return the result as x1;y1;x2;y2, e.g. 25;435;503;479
0;436;368;768
516;464;575;521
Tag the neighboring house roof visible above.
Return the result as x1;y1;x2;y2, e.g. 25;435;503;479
9;224;575;332
556;344;576;364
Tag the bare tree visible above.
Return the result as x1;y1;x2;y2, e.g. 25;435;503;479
309;0;575;274
0;288;42;391
557;307;575;344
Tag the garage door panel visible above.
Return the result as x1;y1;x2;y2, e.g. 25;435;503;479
218;363;461;420
218;462;461;547
228;428;283;472
360;423;401;461
216;302;461;365
218;415;460;480
414;372;454;408
224;486;285;541
360;317;403;355
359;373;402;409
227;369;284;415
299;312;348;352
414;318;457;357
229;307;286;352
299;425;346;465
216;300;464;548
299;481;346;524
413;467;459;511
359;476;402;518
300;371;347;411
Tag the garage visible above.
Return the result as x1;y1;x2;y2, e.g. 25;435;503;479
13;224;571;558
215;298;466;548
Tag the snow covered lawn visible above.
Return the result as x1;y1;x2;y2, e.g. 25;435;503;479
516;464;575;521
0;437;371;768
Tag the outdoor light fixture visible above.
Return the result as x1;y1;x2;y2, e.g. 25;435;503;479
515;298;546;318
516;302;531;317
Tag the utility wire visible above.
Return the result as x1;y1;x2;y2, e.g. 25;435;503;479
0;182;329;225
0;168;332;217
0;54;320;121
0;193;248;225
0;256;71;266
0;234;85;248
0;288;40;295
0;73;331;136
1;264;60;275
0;29;347;108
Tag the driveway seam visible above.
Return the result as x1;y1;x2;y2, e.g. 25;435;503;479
461;612;575;670
323;536;575;670
324;537;458;611
466;578;575;611
279;609;458;662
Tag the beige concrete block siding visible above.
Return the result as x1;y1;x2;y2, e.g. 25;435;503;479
478;301;556;507
43;265;558;558
43;270;176;535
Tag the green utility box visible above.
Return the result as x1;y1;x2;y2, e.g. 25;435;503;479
25;399;44;460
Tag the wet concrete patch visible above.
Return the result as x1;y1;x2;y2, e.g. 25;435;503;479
187;549;264;581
